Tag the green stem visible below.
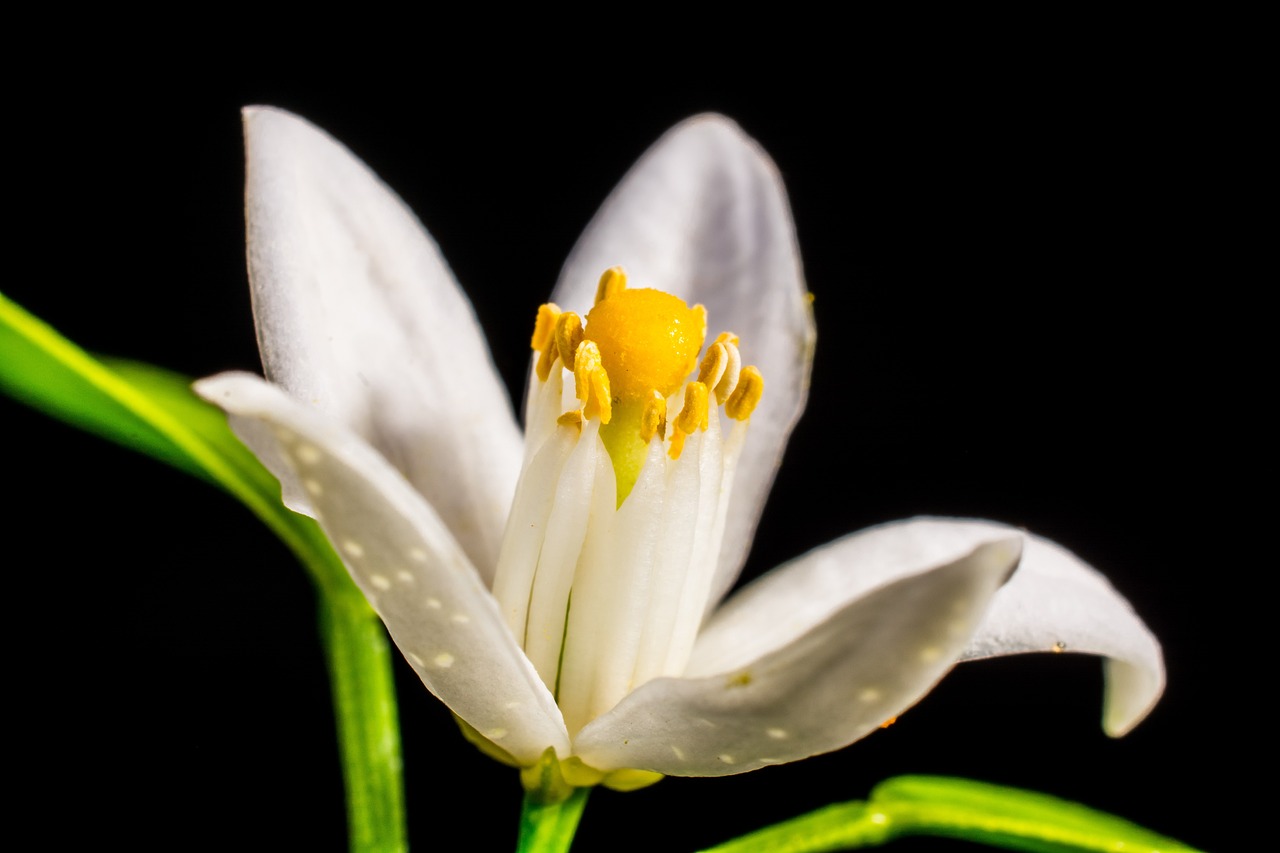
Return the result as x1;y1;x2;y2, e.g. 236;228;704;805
516;787;591;853
319;594;408;853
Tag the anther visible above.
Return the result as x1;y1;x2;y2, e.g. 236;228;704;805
555;312;584;368
725;366;763;421
713;331;740;348
640;390;666;443
697;343;728;392
594;266;627;305
676;382;709;434
573;340;612;425
531;303;561;351
535;337;559;382
669;382;709;460
714;341;742;402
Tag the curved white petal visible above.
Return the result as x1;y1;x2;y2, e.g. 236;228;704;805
195;372;568;765
243;106;521;581
571;536;1021;776
552;115;815;606
960;533;1165;737
687;518;1027;675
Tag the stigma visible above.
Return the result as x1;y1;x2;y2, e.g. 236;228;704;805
492;267;764;743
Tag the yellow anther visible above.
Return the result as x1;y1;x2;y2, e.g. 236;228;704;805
725;366;763;421
557;410;583;430
556;315;583;367
535;337;558;382
714;340;742;402
669;382;709;459
531;303;561;351
697;343;728;392
692;304;708;343
594;266;627;305
555;312;584;368
640;390;666;443
585;288;705;404
676;381;710;434
713;330;740;348
573;340;612;425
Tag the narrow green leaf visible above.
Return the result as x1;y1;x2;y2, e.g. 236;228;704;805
0;290;347;595
699;775;1203;853
1;291;408;853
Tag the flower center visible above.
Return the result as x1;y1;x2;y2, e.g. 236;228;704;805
494;266;763;740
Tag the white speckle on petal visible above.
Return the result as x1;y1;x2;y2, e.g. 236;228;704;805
407;652;425;667
718;754;735;765
486;728;508;740
426;597;442;609
342;539;365;558
504;701;523;710
369;574;391;591
433;653;455;668
303;478;324;496
451;613;471;624
408;547;427;562
672;746;686;760
759;757;781;764
859;687;882;703
272;427;295;444
396;570;414;583
766;727;788;740
296;444;322;465
919;645;941;663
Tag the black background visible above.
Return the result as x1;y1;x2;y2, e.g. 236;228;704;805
6;39;1233;852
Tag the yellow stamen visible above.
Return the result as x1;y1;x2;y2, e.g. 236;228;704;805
531;303;561;351
713;340;741;402
594;266;627;305
535;337;558;382
725;366;763;421
640;390;666;443
697;343;727;393
555;312;584;368
572;340;612;425
557;410;583;430
676;381;709;434
669;382;709;460
713;330;740;348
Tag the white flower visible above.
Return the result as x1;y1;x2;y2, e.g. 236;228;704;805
195;107;1163;788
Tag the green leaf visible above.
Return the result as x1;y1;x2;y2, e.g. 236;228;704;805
699;774;1203;853
0;290;348;595
0;291;407;853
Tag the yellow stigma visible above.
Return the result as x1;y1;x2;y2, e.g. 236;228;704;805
584;286;704;402
582;277;705;503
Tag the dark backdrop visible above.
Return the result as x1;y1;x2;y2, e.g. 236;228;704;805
7;48;1226;852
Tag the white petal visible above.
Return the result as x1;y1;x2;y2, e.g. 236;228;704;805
688;518;1026;673
960;533;1165;736
552;115;815;605
242;107;521;581
571;536;1021;775
195;372;568;765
